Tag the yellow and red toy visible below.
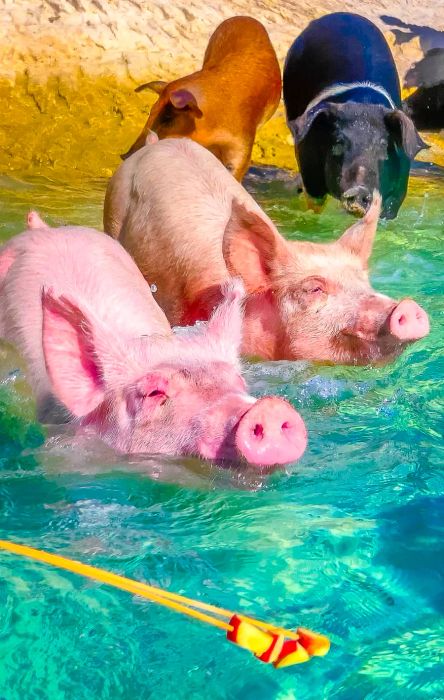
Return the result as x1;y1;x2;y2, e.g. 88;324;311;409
0;539;330;669
227;615;329;668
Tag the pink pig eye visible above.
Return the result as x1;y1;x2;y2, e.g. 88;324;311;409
301;277;327;296
146;389;168;407
126;376;169;417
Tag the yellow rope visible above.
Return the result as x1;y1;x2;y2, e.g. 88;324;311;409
0;539;300;639
0;539;232;631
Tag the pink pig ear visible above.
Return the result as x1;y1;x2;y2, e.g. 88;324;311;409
222;199;287;294
144;130;159;146
203;278;245;362
169;89;203;118
27;210;48;230
337;191;381;266
41;290;106;417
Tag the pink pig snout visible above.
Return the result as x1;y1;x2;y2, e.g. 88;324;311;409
389;300;430;341
235;397;307;466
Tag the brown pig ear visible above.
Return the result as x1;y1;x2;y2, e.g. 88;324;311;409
169;89;203;118
135;80;168;94
337;191;381;266
222;199;286;293
384;110;429;159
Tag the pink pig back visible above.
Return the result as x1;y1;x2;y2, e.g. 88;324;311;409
104;138;269;324
0;224;171;403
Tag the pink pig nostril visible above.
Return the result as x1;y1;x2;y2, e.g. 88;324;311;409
235;397;307;467
253;423;264;439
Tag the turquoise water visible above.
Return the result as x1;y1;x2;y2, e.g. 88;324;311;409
0;171;443;699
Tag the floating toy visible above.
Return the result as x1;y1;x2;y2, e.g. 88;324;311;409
0;539;329;669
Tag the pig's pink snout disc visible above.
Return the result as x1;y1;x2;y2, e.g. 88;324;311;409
235;397;307;466
389;299;430;341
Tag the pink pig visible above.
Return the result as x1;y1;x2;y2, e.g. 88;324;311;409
0;212;307;466
104;138;429;364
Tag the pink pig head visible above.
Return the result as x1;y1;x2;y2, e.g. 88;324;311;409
224;192;429;364
41;279;307;466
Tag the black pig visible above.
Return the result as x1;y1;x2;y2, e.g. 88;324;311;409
283;13;428;219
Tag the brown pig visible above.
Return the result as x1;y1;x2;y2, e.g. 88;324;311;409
104;138;429;365
122;16;282;180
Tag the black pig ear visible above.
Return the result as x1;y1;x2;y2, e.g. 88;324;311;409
385;110;429;159
288;103;338;143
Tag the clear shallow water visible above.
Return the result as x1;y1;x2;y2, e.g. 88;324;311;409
0;171;443;699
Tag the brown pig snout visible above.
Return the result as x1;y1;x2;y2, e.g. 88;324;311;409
389;299;430;341
235;396;307;467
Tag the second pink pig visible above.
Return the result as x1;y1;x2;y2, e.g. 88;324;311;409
104;138;429;365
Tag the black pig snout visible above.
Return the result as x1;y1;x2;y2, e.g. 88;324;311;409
341;186;373;215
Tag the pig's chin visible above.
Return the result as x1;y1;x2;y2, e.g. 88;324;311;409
289;334;405;365
196;429;279;470
197;439;239;464
196;445;281;472
335;332;406;366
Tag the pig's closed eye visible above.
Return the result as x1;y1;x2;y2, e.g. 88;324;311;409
301;277;328;295
126;385;168;418
145;389;168;407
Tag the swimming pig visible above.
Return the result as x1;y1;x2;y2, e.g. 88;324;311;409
122;16;281;181
283;12;428;218
104;138;429;365
0;213;307;466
